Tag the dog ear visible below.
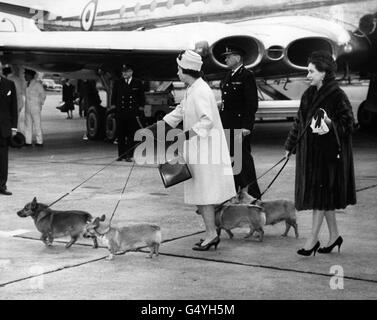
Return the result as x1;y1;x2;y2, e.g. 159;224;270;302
31;197;37;209
100;215;106;221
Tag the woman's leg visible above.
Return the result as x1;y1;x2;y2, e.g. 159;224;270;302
303;209;325;249
197;204;218;245
323;210;340;246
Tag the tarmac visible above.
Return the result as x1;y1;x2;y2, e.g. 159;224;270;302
0;92;377;300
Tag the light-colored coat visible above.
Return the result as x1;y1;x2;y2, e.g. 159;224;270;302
25;78;46;144
164;78;236;205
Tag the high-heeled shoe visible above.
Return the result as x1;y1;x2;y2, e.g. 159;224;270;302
297;241;320;256
192;236;220;251
318;236;343;254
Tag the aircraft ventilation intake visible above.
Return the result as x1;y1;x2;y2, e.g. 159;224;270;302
266;45;284;61
286;37;335;69
211;36;263;69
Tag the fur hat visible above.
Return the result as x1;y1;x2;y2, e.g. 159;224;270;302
176;50;203;71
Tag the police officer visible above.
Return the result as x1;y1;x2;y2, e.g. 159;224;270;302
24;69;46;147
220;46;261;199
111;64;145;161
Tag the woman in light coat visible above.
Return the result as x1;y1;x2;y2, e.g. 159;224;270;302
163;50;236;251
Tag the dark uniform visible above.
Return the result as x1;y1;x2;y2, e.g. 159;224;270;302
0;76;18;195
111;76;145;160
220;65;261;198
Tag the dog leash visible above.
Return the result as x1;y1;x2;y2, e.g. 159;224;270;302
108;160;136;226
247;118;312;201
47;141;141;209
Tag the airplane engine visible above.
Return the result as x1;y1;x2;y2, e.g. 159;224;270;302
210;35;264;70
285;37;335;70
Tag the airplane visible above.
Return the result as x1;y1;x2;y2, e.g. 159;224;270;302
0;0;376;140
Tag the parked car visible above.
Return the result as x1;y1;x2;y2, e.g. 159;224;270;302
42;79;62;91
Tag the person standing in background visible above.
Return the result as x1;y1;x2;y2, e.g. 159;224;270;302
0;61;18;195
24;69;46;147
220;46;261;199
111;64;145;161
62;78;75;119
3;65;25;135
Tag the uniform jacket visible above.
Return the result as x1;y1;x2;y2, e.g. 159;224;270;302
7;73;25;113
0;76;18;138
111;77;145;115
164;78;236;205
285;79;356;211
220;66;258;131
25;79;46;109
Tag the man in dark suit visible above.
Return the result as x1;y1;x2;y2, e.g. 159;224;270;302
0;62;18;195
111;64;145;161
220;46;261;199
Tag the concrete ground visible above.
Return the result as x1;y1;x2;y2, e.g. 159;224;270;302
0;92;377;300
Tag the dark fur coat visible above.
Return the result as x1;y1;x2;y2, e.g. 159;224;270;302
285;79;356;211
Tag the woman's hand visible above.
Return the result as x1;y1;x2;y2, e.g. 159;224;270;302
284;150;291;159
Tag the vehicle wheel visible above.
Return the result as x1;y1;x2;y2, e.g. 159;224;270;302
154;111;166;122
105;110;117;142
357;101;377;130
86;105;105;140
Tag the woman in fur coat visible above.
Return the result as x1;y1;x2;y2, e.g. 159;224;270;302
284;51;356;256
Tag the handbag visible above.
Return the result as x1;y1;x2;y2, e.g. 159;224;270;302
56;102;68;113
158;157;192;188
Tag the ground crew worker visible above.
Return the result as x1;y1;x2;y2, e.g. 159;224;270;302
24;69;46;147
111;64;145;161
220;45;261;199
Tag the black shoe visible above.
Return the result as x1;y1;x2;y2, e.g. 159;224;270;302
192;236;220;251
297;241;320;256
124;157;133;162
0;188;12;196
35;143;44;147
24;144;32;147
318;236;343;254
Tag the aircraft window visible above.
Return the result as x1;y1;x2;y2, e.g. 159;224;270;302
150;0;157;11
185;0;192;6
166;0;174;9
134;2;141;15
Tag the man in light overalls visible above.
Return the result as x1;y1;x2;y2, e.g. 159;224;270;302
24;69;46;147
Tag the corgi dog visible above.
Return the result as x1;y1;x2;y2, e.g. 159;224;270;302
17;197;98;248
84;215;161;260
236;191;299;238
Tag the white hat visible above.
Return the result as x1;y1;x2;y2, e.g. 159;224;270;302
176;50;203;71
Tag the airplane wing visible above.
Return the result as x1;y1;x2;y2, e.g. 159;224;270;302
0;1;53;24
0;22;264;80
0;20;370;80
